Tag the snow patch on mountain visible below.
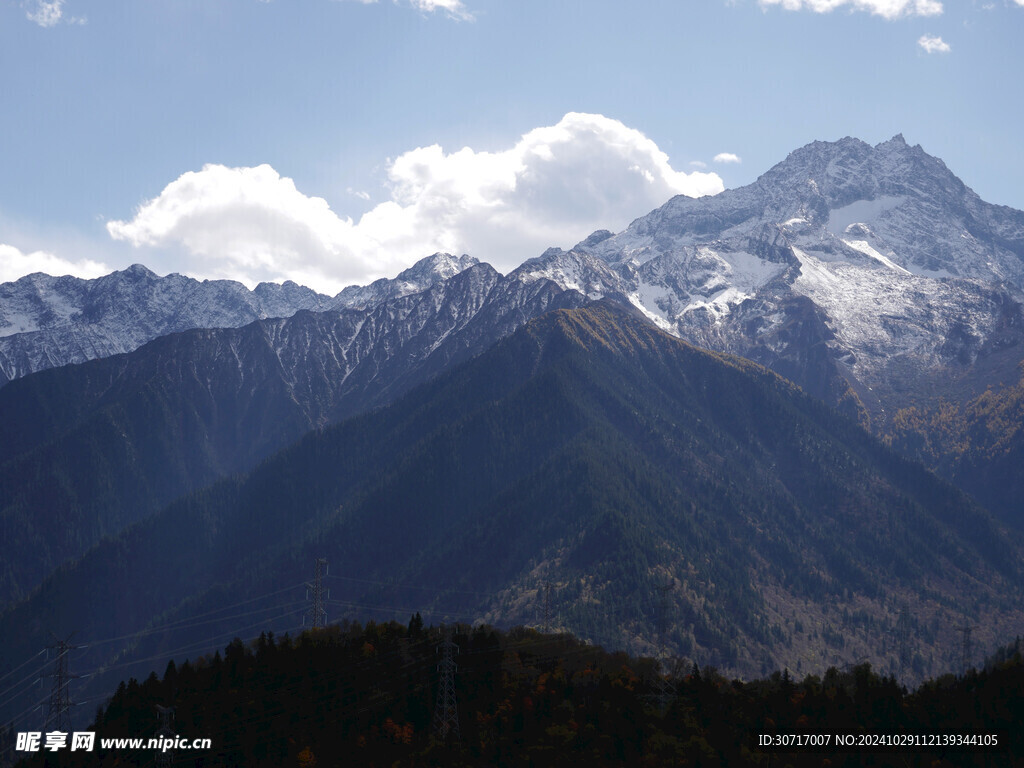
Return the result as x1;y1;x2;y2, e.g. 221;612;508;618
841;239;911;275
514;249;618;300
826;196;906;235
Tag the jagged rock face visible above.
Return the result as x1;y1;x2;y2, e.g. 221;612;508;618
0;265;328;385
513;136;1024;423
0;254;480;386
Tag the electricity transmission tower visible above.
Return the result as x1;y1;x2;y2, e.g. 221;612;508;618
895;607;912;681
432;628;461;742
154;706;175;768
956;624;976;675
42;634;78;732
304;558;329;629
542;582;553;634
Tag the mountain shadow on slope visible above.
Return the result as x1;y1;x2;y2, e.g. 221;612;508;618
0;265;583;604
1;302;1020;717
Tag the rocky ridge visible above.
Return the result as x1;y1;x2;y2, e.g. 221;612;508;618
0;253;478;386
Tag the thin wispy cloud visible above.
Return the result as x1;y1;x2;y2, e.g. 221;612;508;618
409;0;473;20
758;0;943;19
106;113;723;293
714;153;742;164
918;33;950;52
334;0;473;19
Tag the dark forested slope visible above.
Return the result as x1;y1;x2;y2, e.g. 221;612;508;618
1;302;1020;719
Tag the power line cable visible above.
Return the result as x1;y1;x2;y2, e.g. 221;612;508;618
325;574;501;599
0;651;47;689
0;663;53;712
80;583;308;650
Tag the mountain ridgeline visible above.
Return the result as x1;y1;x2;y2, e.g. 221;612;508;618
0;261;583;603
0;254;479;386
3;136;1024;529
1;303;1020;716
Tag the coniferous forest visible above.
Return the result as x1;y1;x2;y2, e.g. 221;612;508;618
8;621;1023;768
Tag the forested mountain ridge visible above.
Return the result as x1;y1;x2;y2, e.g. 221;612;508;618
1;302;1019;719
0;262;583;604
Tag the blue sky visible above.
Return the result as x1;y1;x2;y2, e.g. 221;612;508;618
1;0;1021;293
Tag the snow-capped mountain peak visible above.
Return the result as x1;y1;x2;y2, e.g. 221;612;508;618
333;252;479;309
522;135;1024;421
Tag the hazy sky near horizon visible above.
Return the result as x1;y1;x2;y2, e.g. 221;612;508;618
2;0;1021;293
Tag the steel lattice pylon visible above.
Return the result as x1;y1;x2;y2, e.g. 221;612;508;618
956;624;976;675
154;705;175;767
432;628;460;742
304;558;329;629
43;634;78;733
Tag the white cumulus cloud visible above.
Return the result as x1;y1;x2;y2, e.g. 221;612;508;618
918;33;950;52
714;153;742;164
25;0;64;27
758;0;943;19
23;0;84;26
107;113;723;294
0;243;109;284
106;164;380;294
